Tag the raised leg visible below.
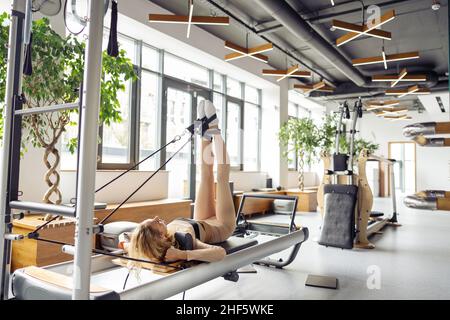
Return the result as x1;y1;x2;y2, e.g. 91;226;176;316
212;134;236;235
193;139;216;220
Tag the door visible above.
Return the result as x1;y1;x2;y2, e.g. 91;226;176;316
389;142;416;195
162;78;210;200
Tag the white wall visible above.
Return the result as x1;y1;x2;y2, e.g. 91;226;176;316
287;171;319;189
358;111;450;192
230;171;268;192
60;170;168;204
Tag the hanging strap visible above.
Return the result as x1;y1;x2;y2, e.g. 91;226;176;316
107;0;119;58
23;33;33;76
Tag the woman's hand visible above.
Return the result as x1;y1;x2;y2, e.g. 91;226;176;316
165;247;187;262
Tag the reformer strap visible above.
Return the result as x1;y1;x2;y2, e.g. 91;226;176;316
106;0;119;58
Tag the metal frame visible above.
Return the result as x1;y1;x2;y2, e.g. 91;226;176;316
71;0;105;300
0;0;105;300
0;0;26;299
27;226;307;300
119;229;307;300
14;102;79;116
234;194;305;268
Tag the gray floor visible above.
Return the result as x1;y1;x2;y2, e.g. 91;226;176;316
168;197;450;300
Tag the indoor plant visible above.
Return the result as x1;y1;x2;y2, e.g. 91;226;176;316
0;14;137;206
279;117;319;191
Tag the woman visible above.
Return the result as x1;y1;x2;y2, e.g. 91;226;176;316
122;100;236;265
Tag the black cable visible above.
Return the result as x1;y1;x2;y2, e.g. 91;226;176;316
182;291;186;300
95;135;181;194
123;271;131;290
99;134;193;225
31;214;61;234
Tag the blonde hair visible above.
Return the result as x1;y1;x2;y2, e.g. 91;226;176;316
127;222;175;270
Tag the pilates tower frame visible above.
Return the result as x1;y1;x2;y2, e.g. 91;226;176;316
0;0;105;300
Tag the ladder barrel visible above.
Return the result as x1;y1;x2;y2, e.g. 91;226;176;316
9;201;76;217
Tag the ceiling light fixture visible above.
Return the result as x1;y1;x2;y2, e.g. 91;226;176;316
331;10;395;47
385;114;412;121
365;100;400;110
371;71;427;85
148;0;230;39
385;85;430;98
224;41;273;63
294;81;334;94
381;107;409;116
382;47;388;70
262;65;311;82
352;51;420;67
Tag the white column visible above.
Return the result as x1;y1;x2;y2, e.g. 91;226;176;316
0;0;26;300
72;0;104;300
278;80;290;188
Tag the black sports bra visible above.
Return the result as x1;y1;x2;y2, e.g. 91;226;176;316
176;218;201;240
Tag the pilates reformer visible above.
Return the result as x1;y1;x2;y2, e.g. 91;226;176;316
317;100;400;250
10;194;308;300
403;122;450;211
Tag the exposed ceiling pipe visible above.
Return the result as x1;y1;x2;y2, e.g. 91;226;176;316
200;0;336;84
254;0;367;87
311;80;448;101
257;0;418;33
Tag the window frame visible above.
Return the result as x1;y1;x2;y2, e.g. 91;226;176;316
94;30;262;174
287;102;312;172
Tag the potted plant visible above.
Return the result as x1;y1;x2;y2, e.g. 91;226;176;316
279;117;319;191
317;113;338;154
339;137;380;157
0;14;137;209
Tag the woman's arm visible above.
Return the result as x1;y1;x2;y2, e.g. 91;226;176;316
165;240;226;263
185;240;227;262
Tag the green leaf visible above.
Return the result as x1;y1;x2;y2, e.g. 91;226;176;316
0;14;137;155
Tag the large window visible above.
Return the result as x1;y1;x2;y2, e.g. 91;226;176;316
139;71;160;170
244;103;260;171
164;53;210;88
226;77;242;99
100;79;132;165
61;30;263;184
226;101;242;168
287;101;311;171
